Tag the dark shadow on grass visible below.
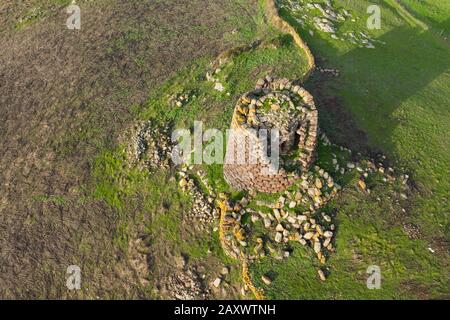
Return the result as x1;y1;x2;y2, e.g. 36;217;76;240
300;21;450;158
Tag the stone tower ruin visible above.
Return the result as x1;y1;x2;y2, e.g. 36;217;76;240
223;77;318;193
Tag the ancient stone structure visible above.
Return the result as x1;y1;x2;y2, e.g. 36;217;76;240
224;77;318;193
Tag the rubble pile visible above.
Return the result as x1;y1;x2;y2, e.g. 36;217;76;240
127;120;173;171
178;166;218;229
165;266;209;300
217;194;252;260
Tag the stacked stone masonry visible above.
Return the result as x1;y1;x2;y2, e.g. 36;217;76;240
224;77;318;193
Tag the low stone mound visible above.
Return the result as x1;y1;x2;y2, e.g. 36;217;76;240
224;77;318;193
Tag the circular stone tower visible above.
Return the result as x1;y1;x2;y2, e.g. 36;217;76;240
223;77;318;193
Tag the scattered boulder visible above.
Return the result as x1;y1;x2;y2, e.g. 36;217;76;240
357;179;367;190
261;275;272;285
318;269;326;281
213;278;222;288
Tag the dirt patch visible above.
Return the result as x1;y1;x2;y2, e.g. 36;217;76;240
0;0;258;298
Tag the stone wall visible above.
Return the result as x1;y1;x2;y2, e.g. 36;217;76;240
224;77;318;193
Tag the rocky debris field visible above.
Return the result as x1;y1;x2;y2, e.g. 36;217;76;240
163;266;210;300
125;75;412;299
177;166;218;229
126;121;219;231
217;130;412;291
126;120;174;172
278;0;385;48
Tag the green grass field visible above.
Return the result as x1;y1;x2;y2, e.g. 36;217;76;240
91;0;449;299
